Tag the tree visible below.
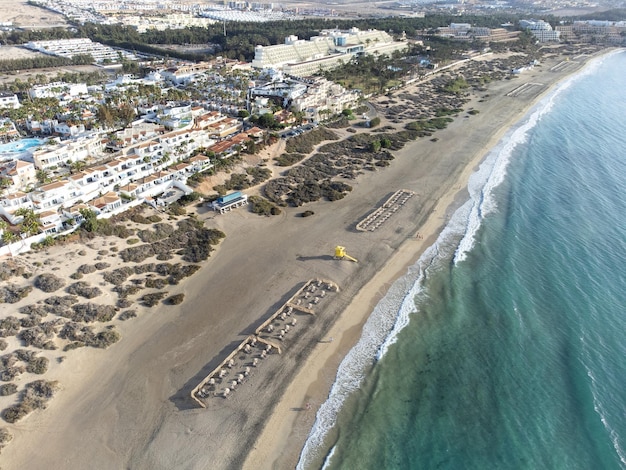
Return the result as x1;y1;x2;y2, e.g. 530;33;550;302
69;161;86;174
15;208;41;236
79;208;99;232
2;228;17;244
36;169;51;184
96;104;116;129
370;140;381;152
117;103;136;128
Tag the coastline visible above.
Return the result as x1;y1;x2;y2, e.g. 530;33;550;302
0;48;611;469
242;49;614;469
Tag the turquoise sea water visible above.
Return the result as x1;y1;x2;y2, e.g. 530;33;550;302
298;50;626;470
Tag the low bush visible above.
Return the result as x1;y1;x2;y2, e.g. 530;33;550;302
68;303;116;323
145;278;167;289
0;317;21;338
141;292;167;307
249;196;282;216
118;310;137;321
166;294;184;305
90;329;120;349
3;403;30;423
34;273;65;293
63;341;85;351
0;284;33;304
26;356;48;374
66;282;102;299
0;384;17;396
0;427;12;451
102;267;134;286
275;153;305;167
117;299;133;309
0;365;24;382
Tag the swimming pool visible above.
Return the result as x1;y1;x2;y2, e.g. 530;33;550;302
0;138;45;154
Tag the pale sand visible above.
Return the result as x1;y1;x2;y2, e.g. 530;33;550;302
0;51;601;469
0;0;67;27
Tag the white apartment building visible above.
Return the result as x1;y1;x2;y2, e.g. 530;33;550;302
520;19;561;42
26;38;137;63
28;82;88;100
291;78;360;121
251;28;406;77
0;92;20;109
0;160;37;190
32;135;104;170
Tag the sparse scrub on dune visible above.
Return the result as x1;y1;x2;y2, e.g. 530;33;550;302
145;277;167;289
0;317;21;338
66;282;102;299
140;292;167;307
34;273;65;293
118;310;137;321
102;267;134;286
0;284;33;304
0;262;26;281
0;384;17;396
113;284;142;299
0;427;12;453
77;264;97;275
166;294;184;305
2;379;60;423
26;356;49;375
65;303;116;323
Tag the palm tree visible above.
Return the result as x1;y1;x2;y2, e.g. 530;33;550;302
36;169;51;184
2;229;17;245
69;161;87;174
15;208;41;236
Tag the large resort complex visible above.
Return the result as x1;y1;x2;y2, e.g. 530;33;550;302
251;28;408;76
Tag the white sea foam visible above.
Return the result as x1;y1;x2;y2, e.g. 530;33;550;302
296;51;624;469
581;334;626;467
452;50;620;265
320;445;336;470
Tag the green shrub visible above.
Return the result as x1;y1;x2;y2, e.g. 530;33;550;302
63;341;85;351
0;384;17;396
90;329;120;349
3;403;30;423
141;292;167;307
34;273;65;293
118;310;137;321
27;356;49;374
275;153;305;167
249;195;282;216
166;294;184;305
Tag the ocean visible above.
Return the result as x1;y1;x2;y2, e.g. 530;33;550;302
298;50;626;470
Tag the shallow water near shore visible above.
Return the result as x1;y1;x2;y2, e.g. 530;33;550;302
299;50;626;469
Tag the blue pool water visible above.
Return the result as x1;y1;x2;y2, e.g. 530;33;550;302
0;138;45;153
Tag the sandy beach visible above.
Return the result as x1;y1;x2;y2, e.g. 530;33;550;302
0;48;604;469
